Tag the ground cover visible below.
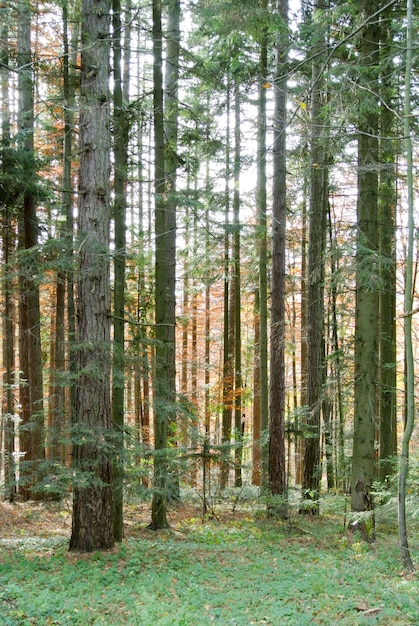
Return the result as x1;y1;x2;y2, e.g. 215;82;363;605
0;496;417;625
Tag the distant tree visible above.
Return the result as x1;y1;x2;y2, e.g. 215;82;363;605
69;0;114;552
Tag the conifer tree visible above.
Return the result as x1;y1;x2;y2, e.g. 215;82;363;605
69;0;114;552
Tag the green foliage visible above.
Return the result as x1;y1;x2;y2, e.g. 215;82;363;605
0;499;418;625
0;141;51;209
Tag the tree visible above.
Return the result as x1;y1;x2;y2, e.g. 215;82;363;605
350;0;380;540
254;1;269;488
378;4;397;481
150;0;171;530
112;0;131;543
301;0;328;513
163;0;181;500
268;0;288;517
17;0;45;500
233;80;243;487
69;0;114;552
398;0;415;573
1;5;16;501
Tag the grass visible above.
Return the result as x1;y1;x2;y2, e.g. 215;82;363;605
0;496;418;625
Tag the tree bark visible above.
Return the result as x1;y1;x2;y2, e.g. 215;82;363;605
302;0;328;512
150;0;170;529
268;0;288;518
69;0;113;552
17;0;45;501
350;0;380;541
112;0;131;543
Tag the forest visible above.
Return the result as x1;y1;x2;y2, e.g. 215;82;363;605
0;0;419;621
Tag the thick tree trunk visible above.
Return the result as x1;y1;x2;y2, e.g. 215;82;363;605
268;0;288;518
69;0;113;552
350;0;380;541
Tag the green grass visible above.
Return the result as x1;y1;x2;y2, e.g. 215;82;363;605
0;507;418;625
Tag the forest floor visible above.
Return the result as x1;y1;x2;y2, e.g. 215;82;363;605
0;494;418;625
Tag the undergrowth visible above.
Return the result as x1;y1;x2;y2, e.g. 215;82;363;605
0;494;418;625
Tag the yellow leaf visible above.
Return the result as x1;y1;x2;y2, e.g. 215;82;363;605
300;101;307;110
262;82;272;89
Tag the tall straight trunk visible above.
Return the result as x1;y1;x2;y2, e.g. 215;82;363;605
164;0;180;500
69;0;113;552
252;289;261;486
48;273;66;465
63;1;78;433
1;10;16;501
112;0;130;542
398;0;415;573
254;13;268;488
17;0;45;500
190;205;198;485
302;4;328;512
328;208;345;488
150;0;170;529
220;80;232;490
268;0;288;517
297;181;308;485
233;82;243;488
350;0;380;540
49;0;71;461
378;10;397;481
204;156;211;439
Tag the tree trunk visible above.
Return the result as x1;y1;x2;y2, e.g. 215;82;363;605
268;0;288;518
1;10;16;502
233;81;243;488
302;2;328;512
150;0;170;529
112;0;131;543
164;0;180;500
69;0;113;552
17;0;45;501
256;12;269;489
350;0;380;541
220;79;233;490
378;8;397;481
398;0;415;572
